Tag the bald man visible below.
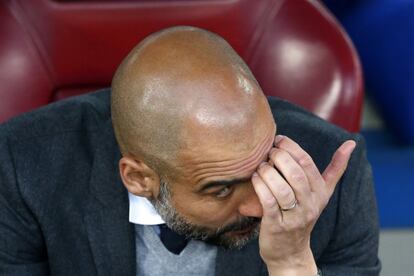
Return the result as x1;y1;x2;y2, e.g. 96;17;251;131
0;27;380;275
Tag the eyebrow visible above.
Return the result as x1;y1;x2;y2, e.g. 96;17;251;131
197;176;252;193
196;133;274;193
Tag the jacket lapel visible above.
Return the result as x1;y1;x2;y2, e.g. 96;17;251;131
215;240;265;276
84;119;136;276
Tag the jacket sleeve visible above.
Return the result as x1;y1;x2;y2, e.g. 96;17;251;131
0;124;49;275
318;134;381;275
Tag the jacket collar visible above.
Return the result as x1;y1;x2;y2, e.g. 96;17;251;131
84;119;136;276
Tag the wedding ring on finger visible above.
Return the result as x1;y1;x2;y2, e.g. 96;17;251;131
280;199;298;212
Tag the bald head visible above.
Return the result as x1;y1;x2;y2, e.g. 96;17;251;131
111;26;274;177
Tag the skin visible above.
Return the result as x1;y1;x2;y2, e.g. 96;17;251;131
111;26;356;275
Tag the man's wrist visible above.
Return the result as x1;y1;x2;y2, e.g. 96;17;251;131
267;265;318;276
266;250;318;276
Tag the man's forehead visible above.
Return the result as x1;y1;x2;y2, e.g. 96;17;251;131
181;102;275;150
176;123;276;186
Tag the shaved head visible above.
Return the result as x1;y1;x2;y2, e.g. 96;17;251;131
111;26;274;179
113;26;276;248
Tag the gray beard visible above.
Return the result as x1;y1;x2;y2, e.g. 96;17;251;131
149;179;260;249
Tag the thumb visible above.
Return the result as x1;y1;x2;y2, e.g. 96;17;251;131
322;140;356;194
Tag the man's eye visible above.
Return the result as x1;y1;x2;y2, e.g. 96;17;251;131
215;186;232;198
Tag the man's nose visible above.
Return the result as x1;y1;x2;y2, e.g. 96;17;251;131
238;188;263;218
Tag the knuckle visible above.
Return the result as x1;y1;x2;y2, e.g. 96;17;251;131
277;158;290;171
272;149;288;164
298;154;314;168
324;169;338;182
269;148;281;163
257;164;271;175
280;153;291;165
291;172;306;183
277;138;288;148
266;210;280;221
330;159;342;170
263;196;278;209
278;184;294;199
338;147;350;156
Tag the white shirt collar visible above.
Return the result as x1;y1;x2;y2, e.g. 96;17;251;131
128;192;165;225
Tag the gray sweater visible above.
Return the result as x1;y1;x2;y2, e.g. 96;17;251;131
135;224;217;276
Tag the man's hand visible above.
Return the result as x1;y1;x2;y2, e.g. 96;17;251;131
251;135;356;276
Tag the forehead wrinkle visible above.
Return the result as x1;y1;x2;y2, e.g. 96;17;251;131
193;140;272;184
185;122;275;167
191;132;274;184
193;151;268;185
188;129;271;170
191;132;273;177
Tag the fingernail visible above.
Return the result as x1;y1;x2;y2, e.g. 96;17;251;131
259;162;267;168
348;140;356;152
252;172;258;177
274;135;285;144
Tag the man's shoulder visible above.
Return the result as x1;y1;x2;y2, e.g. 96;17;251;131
268;96;350;137
0;88;111;142
267;96;353;143
267;96;359;168
0;89;114;212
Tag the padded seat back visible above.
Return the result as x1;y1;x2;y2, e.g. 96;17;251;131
0;0;363;131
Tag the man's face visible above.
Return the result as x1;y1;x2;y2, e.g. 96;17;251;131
151;109;276;249
150;179;261;249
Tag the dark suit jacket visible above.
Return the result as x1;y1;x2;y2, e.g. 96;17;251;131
0;89;380;275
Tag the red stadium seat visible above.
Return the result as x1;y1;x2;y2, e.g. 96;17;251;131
0;0;363;132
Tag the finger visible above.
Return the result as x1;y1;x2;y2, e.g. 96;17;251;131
322;140;356;195
268;157;274;168
251;172;282;222
268;148;311;202
274;135;324;193
257;162;297;210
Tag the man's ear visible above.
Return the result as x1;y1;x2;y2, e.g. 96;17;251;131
119;156;160;199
